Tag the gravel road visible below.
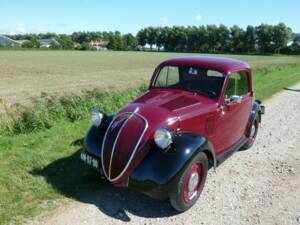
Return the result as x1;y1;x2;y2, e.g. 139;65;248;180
28;84;300;225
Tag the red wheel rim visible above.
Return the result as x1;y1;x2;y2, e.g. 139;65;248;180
248;119;258;145
183;161;204;203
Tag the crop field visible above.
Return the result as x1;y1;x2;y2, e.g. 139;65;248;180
1;50;300;104
1;51;300;225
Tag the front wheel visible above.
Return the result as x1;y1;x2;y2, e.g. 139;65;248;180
169;152;208;212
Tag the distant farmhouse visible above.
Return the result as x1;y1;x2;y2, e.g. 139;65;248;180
89;40;109;50
0;34;59;48
39;38;60;48
0;34;23;47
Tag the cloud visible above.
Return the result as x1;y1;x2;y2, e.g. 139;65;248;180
161;17;168;23
16;24;27;34
195;14;203;22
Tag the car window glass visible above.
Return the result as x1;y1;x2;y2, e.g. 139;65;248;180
207;70;223;78
153;65;225;99
225;71;250;99
154;66;179;87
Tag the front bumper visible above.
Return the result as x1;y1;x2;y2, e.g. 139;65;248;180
80;149;172;199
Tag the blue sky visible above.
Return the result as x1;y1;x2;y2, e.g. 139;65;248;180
1;0;299;35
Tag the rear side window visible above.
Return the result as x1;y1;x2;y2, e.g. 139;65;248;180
225;71;250;98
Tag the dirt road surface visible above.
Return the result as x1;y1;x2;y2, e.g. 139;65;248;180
28;84;300;225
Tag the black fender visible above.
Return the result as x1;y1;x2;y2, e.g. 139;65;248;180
129;133;216;199
246;100;264;137
83;115;114;158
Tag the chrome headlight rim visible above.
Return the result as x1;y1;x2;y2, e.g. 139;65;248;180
154;128;174;150
91;110;105;127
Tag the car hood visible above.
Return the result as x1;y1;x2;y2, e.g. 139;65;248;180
134;88;217;116
101;88;215;184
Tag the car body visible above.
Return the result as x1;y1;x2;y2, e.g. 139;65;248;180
80;56;264;211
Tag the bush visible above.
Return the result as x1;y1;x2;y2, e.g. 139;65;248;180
0;85;147;135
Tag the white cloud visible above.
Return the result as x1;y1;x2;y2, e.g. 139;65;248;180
195;14;203;22
161;17;168;23
16;24;27;34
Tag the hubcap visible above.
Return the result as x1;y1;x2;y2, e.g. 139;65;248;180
250;124;256;137
188;172;199;192
184;162;203;203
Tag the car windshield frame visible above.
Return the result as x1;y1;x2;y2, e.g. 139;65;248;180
151;64;226;99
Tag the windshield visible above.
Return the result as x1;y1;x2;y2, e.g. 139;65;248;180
153;65;225;98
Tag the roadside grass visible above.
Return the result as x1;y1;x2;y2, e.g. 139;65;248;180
0;85;147;135
0;63;300;224
253;64;300;100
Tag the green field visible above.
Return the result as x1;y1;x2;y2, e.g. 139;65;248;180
1;50;300;103
1;51;300;225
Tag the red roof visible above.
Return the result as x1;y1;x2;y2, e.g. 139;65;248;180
160;56;251;74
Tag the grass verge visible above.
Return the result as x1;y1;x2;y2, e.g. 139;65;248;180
0;64;300;224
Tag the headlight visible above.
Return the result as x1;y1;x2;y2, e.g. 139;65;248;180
154;128;173;149
91;110;104;127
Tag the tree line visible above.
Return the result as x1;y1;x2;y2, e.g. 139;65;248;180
137;23;300;54
4;23;300;54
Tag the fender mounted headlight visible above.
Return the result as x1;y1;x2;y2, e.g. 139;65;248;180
154;128;173;149
91;110;105;127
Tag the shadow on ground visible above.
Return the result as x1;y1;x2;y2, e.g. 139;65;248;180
283;87;300;92
31;139;177;222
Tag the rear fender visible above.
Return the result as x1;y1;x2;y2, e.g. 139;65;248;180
246;100;264;137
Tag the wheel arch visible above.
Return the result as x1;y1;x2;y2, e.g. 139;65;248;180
246;100;263;137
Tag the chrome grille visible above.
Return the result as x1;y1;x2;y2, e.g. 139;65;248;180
101;109;148;182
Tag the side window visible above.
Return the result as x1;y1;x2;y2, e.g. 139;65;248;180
225;71;250;99
154;66;179;87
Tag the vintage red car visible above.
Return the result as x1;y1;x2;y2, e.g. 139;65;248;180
80;56;264;211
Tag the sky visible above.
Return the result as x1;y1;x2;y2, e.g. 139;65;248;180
1;0;299;35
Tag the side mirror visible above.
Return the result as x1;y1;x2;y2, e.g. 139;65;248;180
229;95;242;104
226;95;243;104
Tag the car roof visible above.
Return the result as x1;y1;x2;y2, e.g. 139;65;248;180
160;56;251;74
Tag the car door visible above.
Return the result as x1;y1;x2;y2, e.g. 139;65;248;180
215;71;252;154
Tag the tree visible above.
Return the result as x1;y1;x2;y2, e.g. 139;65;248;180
29;35;40;48
230;25;245;53
49;40;60;49
156;27;168;51
147;27;158;50
59;34;74;50
123;33;138;50
206;25;219;53
245;25;256;53
108;31;125;50
273;23;292;54
137;28;148;50
256;24;274;54
218;24;230;52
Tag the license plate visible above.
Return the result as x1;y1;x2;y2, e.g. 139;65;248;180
80;152;99;169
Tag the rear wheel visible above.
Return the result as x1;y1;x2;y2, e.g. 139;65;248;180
242;115;259;150
169;152;208;212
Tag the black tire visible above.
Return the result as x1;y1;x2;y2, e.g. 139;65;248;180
169;152;208;212
242;114;259;150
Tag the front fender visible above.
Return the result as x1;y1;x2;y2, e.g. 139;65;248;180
83;115;114;158
129;133;216;198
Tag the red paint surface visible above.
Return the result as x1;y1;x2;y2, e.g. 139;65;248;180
103;56;253;183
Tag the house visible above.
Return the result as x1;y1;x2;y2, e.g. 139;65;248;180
18;40;31;46
0;34;21;46
39;38;60;48
89;40;109;50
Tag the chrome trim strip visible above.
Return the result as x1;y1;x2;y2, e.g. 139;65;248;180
101;110;148;182
108;116;130;178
